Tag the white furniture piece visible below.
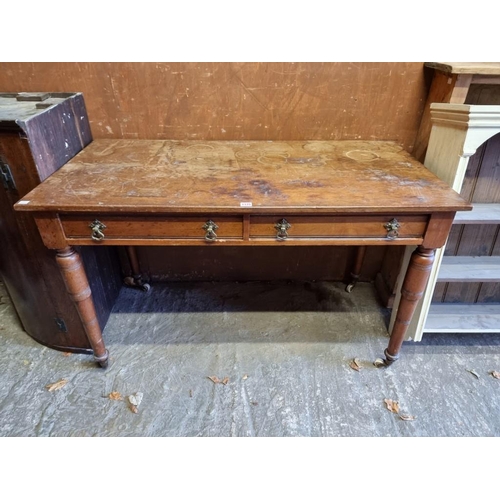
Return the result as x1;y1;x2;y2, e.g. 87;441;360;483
390;104;500;341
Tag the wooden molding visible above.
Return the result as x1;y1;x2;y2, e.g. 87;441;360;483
430;103;500;156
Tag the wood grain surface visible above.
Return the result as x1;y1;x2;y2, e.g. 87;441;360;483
0;63;427;152
15;139;470;214
1;63;431;285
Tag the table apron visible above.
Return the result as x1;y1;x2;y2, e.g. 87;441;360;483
58;213;429;246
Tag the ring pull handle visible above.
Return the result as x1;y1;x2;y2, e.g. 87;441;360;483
275;218;291;241
89;220;106;241
384;218;400;240
202;220;219;241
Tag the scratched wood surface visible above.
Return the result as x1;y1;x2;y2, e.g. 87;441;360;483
0;63;427;152
0;63;430;284
16;139;470;214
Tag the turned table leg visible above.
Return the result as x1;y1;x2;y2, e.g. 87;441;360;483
345;246;367;293
124;246;150;292
383;246;435;366
55;246;109;367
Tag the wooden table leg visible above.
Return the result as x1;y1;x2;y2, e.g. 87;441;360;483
55;246;109;368
345;246;367;293
383;246;435;366
124;246;150;292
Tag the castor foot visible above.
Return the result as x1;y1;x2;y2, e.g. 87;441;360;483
374;349;400;368
124;276;151;293
94;349;109;369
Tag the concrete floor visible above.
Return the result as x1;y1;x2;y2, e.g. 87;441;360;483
1;278;500;437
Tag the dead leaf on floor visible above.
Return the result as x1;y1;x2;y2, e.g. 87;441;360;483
466;369;480;379
208;376;229;385
349;358;361;371
399;414;416;421
384;398;400;414
108;391;123;401
242;374;248;380
489;371;500;379
62;352;72;357
130;405;139;414
46;379;68;392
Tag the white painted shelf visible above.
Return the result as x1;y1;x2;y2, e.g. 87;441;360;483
453;203;500;224
424;303;500;333
437;256;500;282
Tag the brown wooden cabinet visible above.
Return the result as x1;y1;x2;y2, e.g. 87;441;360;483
0;92;122;353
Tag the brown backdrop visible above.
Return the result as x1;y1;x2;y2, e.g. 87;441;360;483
0;62;428;283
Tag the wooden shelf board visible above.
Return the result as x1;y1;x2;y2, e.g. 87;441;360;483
424;303;500;333
425;62;500;75
437;256;500;282
453;203;500;224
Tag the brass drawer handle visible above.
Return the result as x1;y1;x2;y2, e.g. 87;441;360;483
89;220;106;241
384;218;400;240
202;220;219;241
275;218;291;240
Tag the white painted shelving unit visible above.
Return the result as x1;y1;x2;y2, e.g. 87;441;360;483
389;104;500;341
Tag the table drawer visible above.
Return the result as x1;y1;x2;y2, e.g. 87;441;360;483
249;215;429;240
60;215;243;241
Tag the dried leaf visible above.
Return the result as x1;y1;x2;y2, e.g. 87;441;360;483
399;414;416;421
46;379;68;392
128;392;143;407
489;371;500;379
242;375;248;380
384;398;400;414
467;369;480;379
62;352;73;357
208;376;229;385
108;391;123;401
349;358;361;371
130;405;139;414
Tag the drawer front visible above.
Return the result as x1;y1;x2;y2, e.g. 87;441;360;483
249;215;429;239
61;215;243;241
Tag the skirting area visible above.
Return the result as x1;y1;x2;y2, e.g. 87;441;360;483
1;279;500;437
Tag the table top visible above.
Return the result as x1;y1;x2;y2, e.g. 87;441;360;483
15;139;471;215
